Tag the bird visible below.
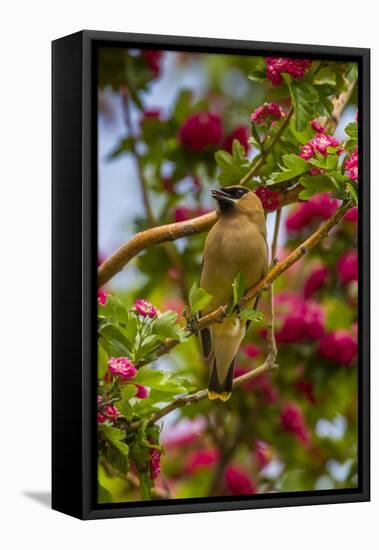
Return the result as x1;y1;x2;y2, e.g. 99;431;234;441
199;185;268;401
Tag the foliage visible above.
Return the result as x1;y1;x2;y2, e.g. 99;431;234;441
97;49;359;502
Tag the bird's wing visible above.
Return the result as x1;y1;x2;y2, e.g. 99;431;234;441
198;258;214;364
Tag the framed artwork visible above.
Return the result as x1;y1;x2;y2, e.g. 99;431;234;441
52;31;370;519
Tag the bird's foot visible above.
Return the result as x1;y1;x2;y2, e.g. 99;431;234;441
220;392;231;402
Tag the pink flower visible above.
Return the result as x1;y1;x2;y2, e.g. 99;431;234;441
337;251;358;285
255;440;272;469
344;207;358;223
265;57;312;86
255;186;281;211
345;148;358;181
275;292;325;343
225;465;256;495
104;405;120;421
173;206;209;223
319;330;358;365
303;265;329;298
133;298;158;318
97;288;107;305
108;357;137;380
135;384;150;399
251;102;285;124
97;412;106;423
243;343;259;359
149;448;161;480
223;126;250;154
310;119;326;134
179;112;223;152
286;193;338;232
97;395;103;405
281;402;310;444
142;50;163;77
299;133;341;159
185;449;219;474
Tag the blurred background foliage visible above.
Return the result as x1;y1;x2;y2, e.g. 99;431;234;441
97;47;358;503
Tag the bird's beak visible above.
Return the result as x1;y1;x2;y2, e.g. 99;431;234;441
211;188;236;204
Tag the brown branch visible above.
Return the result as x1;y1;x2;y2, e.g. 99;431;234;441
130;359;277;431
97;189;302;287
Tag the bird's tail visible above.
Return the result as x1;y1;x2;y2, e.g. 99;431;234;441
208;357;236;402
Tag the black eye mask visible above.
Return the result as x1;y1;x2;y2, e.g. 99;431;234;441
220;186;249;199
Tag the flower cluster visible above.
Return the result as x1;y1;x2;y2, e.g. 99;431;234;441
142;50;163;78
286;193;338;232
319;330;358;365
265;57;312;86
108;356;137;380
280;402;310;444
310;119;326;134
250;102;285;124
303;265;329;298
97;400;120;424
275;292;325;343
255;186;281;211
337;250;358;285
223;125;250;154
185;448;219;474
149;448;161;480
133;298;158;319
225;465;256;495
299;133;341;160
179;111;223;151
97;288;107;306
345;148;358;181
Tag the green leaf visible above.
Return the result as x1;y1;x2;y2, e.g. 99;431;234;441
98;344;108;379
239;308;264;322
232;272;246;309
98;324;133;357
298;175;336;200
134;366;190;394
139;472;153;500
346;181;358;205
107;136;135;159
188;282;213;315
215;141;251;186
248;57;267;81
345;121;358;140
151;310;184;341
346;63;358;82
172;89;194;123
268;154;309;184
98;425;129;457
288;79;319;131
98;295;128;325
97;482;114;504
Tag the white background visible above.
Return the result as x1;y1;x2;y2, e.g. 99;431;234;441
0;0;376;548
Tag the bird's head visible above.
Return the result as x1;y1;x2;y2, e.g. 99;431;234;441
211;186;264;219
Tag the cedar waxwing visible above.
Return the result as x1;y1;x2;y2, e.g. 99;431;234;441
199;186;268;401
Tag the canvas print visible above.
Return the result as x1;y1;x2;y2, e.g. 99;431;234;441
96;47;359;504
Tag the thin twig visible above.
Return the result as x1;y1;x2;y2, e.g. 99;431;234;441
239;106;294;187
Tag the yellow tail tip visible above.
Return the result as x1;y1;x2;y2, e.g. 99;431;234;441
208;390;220;400
220;392;231;402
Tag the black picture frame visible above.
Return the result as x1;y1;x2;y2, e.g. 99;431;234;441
52;30;370;520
